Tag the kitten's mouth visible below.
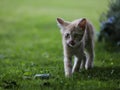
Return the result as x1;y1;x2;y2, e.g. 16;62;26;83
68;41;76;47
70;41;75;46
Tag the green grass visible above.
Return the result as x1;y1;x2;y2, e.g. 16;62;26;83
0;0;120;89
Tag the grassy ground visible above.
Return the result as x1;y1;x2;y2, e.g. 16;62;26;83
0;0;120;90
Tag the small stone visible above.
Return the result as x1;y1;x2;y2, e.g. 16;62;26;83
111;70;114;74
111;62;114;65
23;76;32;80
34;74;50;79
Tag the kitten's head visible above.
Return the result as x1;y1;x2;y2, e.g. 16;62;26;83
57;18;86;48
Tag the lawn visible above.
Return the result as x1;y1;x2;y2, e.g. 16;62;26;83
0;0;120;90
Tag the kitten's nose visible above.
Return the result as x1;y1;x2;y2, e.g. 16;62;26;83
70;40;75;46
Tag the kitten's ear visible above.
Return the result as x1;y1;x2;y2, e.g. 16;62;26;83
78;18;87;30
56;18;70;29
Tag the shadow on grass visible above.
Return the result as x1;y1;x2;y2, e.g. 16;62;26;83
78;66;120;81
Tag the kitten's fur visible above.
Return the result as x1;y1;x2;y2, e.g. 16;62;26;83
56;18;95;77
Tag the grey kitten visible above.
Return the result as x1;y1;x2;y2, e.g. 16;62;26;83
57;18;95;77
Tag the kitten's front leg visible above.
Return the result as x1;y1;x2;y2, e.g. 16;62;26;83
64;56;72;77
72;56;81;73
80;53;86;69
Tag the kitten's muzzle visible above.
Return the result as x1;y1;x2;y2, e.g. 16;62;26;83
69;40;75;46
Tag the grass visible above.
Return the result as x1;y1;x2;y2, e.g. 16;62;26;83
0;0;120;89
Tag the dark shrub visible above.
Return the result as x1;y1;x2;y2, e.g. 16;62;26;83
99;0;120;47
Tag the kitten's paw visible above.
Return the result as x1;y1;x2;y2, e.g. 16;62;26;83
65;75;71;78
85;63;93;70
65;72;72;77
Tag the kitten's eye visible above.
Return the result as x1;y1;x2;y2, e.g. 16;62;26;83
65;33;70;38
74;34;79;38
74;34;83;38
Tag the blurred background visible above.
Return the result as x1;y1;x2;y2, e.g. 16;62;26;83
0;0;120;89
0;0;109;29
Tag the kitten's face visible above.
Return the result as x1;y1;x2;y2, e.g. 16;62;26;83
63;26;84;47
57;18;86;48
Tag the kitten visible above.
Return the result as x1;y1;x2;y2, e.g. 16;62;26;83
56;18;95;77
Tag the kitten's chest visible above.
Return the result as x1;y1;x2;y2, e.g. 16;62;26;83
68;45;84;56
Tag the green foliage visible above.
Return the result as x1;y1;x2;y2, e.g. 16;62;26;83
0;0;120;90
107;0;120;17
99;0;120;48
